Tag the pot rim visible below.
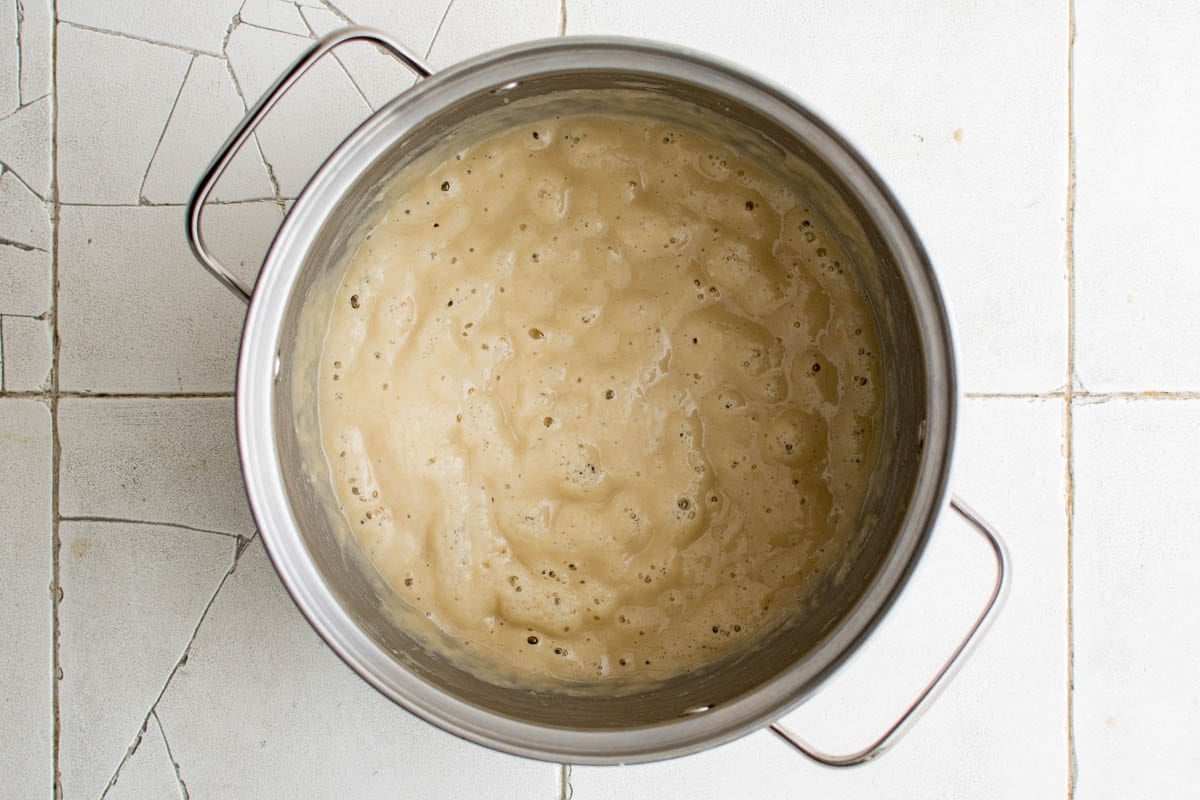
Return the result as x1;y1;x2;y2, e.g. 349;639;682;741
235;34;957;764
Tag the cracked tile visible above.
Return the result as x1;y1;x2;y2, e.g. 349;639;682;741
298;5;422;111
0;0;16;116
1074;2;1200;391
225;21;372;197
315;0;449;54
569;1;1068;394
57;23;191;204
1;315;52;391
426;0;560;68
105;713;185;800
57;0;242;55
573;398;1067;798
1073;399;1200;798
240;0;311;38
0;240;50;317
18;0;53;103
58;398;254;535
59;520;234;800
156;539;558;799
0;399;53;799
57;205;268;393
0;95;52;199
0;168;50;249
141;54;275;204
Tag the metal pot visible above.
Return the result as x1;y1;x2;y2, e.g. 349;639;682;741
187;27;1007;766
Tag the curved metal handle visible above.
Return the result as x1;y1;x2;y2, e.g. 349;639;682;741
770;494;1010;767
186;26;433;304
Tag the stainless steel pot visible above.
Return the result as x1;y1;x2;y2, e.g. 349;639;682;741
187;27;1008;766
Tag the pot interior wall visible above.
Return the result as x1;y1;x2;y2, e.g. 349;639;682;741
271;74;928;730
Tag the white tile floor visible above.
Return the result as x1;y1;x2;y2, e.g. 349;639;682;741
0;1;1196;797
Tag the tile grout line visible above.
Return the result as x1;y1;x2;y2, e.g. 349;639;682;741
49;3;62;797
1;391;237;399
1065;6;1080;791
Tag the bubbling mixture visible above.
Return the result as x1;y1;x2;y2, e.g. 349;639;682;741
318;107;882;687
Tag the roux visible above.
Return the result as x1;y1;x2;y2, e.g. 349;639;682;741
317;108;882;686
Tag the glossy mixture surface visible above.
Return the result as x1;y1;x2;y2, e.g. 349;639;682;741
318;109;882;686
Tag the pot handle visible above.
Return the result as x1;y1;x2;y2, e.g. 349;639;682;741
186;27;433;304
770;494;1009;767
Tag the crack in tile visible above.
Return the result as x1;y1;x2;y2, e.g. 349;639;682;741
295;4;374;112
0;91;49;121
0;234;46;252
425;0;457;60
137;55;197;205
58;515;246;540
151;711;190;800
220;18;287;214
0;159;48;202
95;533;258;800
58;20;221;58
62;198;282;208
317;0;353;25
97;718;151;800
237;17;311;41
558;0;567;36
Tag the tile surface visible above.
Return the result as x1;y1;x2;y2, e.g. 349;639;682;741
58;398;253;535
1073;399;1200;797
141;54;275;204
0;399;53;800
57;205;250;393
56;23;191;204
0;167;51;249
1074;2;1200;392
2;314;53;390
56;0;242;55
225;21;372;197
0;239;51;317
155;539;558;800
17;0;54;104
58;520;234;800
0;94;52;199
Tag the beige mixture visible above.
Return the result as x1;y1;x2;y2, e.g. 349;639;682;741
318;109;882;686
